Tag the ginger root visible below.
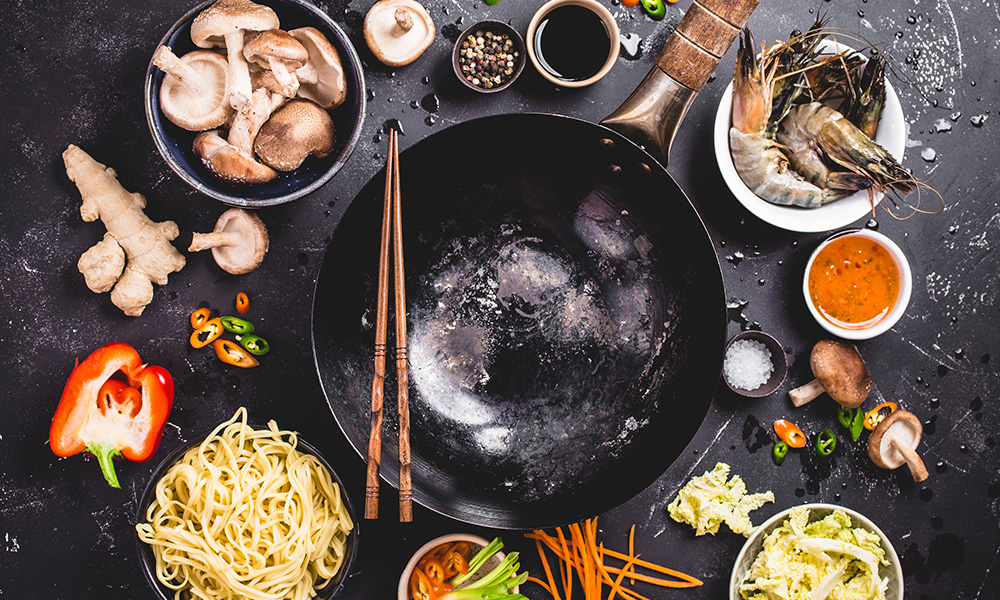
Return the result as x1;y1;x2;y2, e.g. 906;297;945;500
63;145;186;316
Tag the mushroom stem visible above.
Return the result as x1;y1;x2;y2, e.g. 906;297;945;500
266;56;300;97
152;46;209;96
392;7;414;36
224;30;253;110
228;88;274;156
889;437;929;482
788;379;825;407
295;62;319;85
189;230;243;251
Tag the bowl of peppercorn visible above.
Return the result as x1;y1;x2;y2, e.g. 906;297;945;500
452;20;526;93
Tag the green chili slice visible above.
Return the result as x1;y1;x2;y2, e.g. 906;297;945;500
641;0;666;20
837;406;865;441
816;428;837;456
220;316;255;335
772;441;789;466
239;334;270;356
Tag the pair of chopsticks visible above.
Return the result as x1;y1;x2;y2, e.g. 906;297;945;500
365;128;412;522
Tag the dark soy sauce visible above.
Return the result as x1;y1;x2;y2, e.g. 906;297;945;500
534;5;610;82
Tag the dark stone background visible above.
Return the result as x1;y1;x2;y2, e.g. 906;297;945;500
0;0;996;598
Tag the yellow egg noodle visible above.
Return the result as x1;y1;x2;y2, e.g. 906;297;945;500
136;408;353;600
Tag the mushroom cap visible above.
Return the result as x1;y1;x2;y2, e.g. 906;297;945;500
193;130;278;184
243;29;308;69
290;27;347;109
159;50;233;131
253;99;336;171
191;0;279;48
809;339;871;408
867;410;922;469
364;0;435;67
209;208;269;274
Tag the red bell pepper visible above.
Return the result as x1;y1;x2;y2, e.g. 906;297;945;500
49;342;174;488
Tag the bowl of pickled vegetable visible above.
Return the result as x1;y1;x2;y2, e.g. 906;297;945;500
398;534;524;600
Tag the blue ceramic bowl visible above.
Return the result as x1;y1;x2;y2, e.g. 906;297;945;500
144;0;366;207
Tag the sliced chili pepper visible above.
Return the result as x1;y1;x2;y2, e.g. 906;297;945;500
213;339;259;368
641;0;666;20
816;428;837;456
864;401;898;430
190;318;223;349
50;343;174;488
772;441;789;466
449;541;471;558
220;316;255;335
236;292;250;314
422;557;446;587
774;419;806;448
836;405;865;441
190;307;211;329
622;0;640;6
239;334;270;356
410;568;437;600
442;550;470;578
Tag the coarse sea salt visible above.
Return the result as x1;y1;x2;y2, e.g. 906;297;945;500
724;339;774;391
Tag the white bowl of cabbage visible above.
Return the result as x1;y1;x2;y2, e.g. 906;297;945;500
730;503;902;600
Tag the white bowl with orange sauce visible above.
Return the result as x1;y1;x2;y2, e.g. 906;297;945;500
803;229;912;340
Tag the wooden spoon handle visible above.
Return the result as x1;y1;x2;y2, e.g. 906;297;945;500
655;0;761;91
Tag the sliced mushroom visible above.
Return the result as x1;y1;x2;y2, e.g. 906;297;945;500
364;0;435;67
189;208;269;274
788;340;871;408
153;46;233;131
290;27;347;109
868;410;928;482
254;99;336;171
243;29;307;98
190;0;280;110
193;87;278;183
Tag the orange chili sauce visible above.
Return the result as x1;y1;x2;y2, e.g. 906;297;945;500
808;234;900;329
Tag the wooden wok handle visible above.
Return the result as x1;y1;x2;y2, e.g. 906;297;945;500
655;0;761;91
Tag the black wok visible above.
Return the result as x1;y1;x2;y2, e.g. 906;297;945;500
312;0;758;529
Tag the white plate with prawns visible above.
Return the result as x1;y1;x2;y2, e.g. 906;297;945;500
715;37;906;233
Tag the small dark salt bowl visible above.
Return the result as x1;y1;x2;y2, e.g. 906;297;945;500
144;0;366;207
722;331;788;398
136;429;359;600
452;20;527;93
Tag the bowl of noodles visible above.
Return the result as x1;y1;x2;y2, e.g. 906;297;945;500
135;408;358;600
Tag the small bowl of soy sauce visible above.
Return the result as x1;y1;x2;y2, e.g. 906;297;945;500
527;0;620;88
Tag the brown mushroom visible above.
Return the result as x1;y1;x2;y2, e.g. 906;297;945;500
153;46;233;131
253;99;336;171
788;340;871;408
189;208;269;274
194;88;278;183
867;410;928;482
190;0;280;110
290;27;347;109
364;0;435;67
243;29;307;98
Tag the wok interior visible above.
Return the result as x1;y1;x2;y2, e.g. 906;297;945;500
313;115;724;528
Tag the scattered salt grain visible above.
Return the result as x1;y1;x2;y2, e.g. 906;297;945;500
724;340;774;391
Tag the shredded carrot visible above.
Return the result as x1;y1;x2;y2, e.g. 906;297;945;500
536;538;563;600
627;525;636;585
527;519;702;600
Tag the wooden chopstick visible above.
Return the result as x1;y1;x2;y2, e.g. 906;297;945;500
364;125;395;520
364;127;412;522
391;128;413;522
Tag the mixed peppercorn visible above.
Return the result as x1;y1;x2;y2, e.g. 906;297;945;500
457;30;520;90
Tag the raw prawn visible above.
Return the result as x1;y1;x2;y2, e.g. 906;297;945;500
729;28;840;208
777;102;913;196
730;24;924;210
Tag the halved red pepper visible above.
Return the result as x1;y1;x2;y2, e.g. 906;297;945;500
49;343;174;488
